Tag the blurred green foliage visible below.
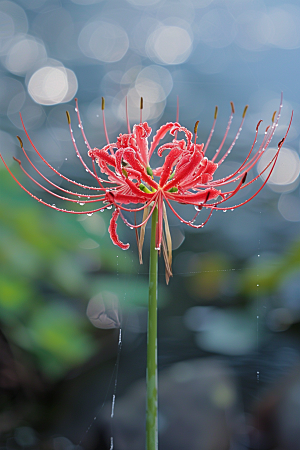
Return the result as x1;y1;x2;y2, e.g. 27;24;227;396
0;169;149;379
240;242;300;297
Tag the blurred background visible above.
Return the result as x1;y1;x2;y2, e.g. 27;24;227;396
1;0;300;449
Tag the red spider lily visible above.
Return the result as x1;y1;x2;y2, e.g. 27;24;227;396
0;95;292;282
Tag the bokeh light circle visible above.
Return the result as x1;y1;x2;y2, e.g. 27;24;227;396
269;5;300;49
5;35;47;75
278;194;300;222
146;25;192;64
196;8;236;48
258;147;300;187
135;65;173;103
28;65;78;105
235;10;274;51
78;21;129;63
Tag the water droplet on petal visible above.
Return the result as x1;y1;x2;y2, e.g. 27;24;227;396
87;213;93;216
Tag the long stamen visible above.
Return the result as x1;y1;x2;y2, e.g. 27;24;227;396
211;102;235;163
19;114;109;191
210;155;279;211
118;194;159;228
19;136;105;197
13;157;105;204
203;106;218;155
216;105;248;166
175;96;179;140
163;192;214;229
125;96;131;133
74;98;92;152
102;97;110;146
194;120;199;144
67;111;114;184
0;153;108;215
209;114;292;210
114;197;157;213
140;97;143;124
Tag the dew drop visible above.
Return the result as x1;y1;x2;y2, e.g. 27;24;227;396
258;254;260;257
223;210;227;213
257;284;259;287
107;205;112;210
79;202;85;206
65;158;68;161
75;108;78;112
87;213;94;216
230;209;234;212
129;227;133;230
100;209;104;212
78;124;82;129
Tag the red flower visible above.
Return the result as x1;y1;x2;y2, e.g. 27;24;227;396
0;96;292;281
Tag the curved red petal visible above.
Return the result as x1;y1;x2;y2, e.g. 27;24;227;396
108;209;130;250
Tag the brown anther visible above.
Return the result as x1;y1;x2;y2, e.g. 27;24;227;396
214;106;218;120
102;97;105;110
16;136;23;148
272;111;276;123
256;119;263;131
242;172;247;184
204;190;210;203
140;97;143;110
194;120;199;134
242;105;249;118
66;111;71;125
230;101;235;114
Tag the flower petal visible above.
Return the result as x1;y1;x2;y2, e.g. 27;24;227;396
108;208;130;250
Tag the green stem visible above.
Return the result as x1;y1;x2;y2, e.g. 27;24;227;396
146;207;158;450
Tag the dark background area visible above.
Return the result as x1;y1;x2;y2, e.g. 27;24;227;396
1;0;300;449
